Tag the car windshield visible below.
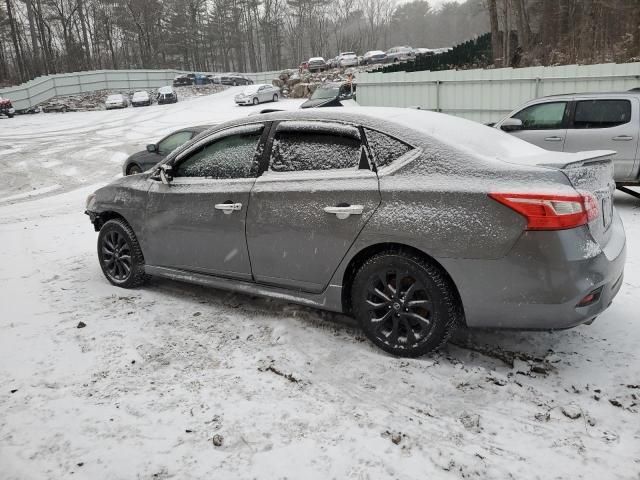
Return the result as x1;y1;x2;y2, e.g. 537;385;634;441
311;86;340;100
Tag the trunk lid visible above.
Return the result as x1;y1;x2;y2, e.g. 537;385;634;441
534;150;616;246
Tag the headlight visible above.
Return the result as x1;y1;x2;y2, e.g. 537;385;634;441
85;193;96;210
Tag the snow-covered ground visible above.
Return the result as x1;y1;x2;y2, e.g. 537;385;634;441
0;88;639;479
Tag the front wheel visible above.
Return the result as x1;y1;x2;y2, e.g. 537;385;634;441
272;94;278;102
253;97;259;105
351;251;461;357
127;164;142;175
97;219;148;288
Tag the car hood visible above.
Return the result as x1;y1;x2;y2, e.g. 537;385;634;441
300;97;343;109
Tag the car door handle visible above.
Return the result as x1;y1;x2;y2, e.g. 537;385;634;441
612;135;633;141
215;202;242;214
324;205;364;219
544;136;563;142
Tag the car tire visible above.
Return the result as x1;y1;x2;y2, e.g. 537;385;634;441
351;251;461;357
233;81;238;86
394;58;399;63
127;164;142;175
273;94;278;102
253;97;259;105
7;113;14;118
97;219;148;289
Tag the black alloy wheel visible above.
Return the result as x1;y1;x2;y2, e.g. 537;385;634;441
97;219;148;288
352;252;461;357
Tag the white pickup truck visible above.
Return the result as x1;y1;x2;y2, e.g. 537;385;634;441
494;90;640;195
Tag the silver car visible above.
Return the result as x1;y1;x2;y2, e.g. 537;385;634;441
105;93;129;110
235;84;280;106
495;91;640;186
85;108;625;357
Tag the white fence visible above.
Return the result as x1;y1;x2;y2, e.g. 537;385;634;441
0;69;185;111
356;62;640;123
0;69;284;111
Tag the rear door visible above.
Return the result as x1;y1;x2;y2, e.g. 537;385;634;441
563;97;639;181
246;120;381;293
507;100;570;151
143;123;267;280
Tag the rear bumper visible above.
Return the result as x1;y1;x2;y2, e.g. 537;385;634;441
441;211;627;330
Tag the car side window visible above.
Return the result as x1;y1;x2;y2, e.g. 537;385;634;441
158;131;193;155
173;125;264;179
573;100;631;129
364;129;413;167
512;102;568;130
270;121;363;172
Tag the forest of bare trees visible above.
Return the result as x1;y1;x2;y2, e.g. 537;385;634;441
1;0;639;87
488;0;640;68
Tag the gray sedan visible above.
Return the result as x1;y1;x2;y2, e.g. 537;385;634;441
86;108;625;357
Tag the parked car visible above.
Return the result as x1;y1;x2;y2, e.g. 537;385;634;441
385;46;415;63
362;50;387;65
122;125;211;175
494;91;640;186
104;93;129;110
85;108;625;357
299;61;309;71
157;86;178;104
193;73;213;85
307;57;327;72
235;84;280;106
173;75;193;87
300;82;356;108
0;97;15;118
220;74;253;86
131;90;152;107
338;52;358;68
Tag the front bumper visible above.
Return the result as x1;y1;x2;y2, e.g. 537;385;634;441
441;211;627;330
235;98;254;105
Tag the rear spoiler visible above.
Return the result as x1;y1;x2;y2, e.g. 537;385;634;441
505;150;616;170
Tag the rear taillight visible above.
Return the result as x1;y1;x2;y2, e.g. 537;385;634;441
489;192;599;231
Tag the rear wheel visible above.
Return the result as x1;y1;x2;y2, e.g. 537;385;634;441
351;251;461;357
272;94;279;102
97;219;147;288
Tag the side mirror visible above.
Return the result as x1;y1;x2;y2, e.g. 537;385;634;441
500;118;524;132
159;164;173;185
147;144;158;153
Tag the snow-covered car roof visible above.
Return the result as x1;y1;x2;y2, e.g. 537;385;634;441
241;84;270;94
365;50;386;56
308;57;325;62
106;94;125;101
158;86;174;94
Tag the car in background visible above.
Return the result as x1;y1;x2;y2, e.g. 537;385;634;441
362;50;387;65
493;90;640;186
220;74;253;86
0;97;15;118
385;46;415;63
307;57;327;72
235;84;280;106
131;91;152;107
157;86;178;104
300;82;355;108
105;93;129;110
86;108;625;358
122;125;212;175
173;75;193;87
338;52;358;68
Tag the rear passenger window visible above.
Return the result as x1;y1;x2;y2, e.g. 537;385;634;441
270;121;362;172
573;100;631;129
365;129;412;167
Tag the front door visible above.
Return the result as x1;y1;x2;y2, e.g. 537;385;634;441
144;123;266;280
246;120;381;293
563;97;640;181
507;100;570;152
